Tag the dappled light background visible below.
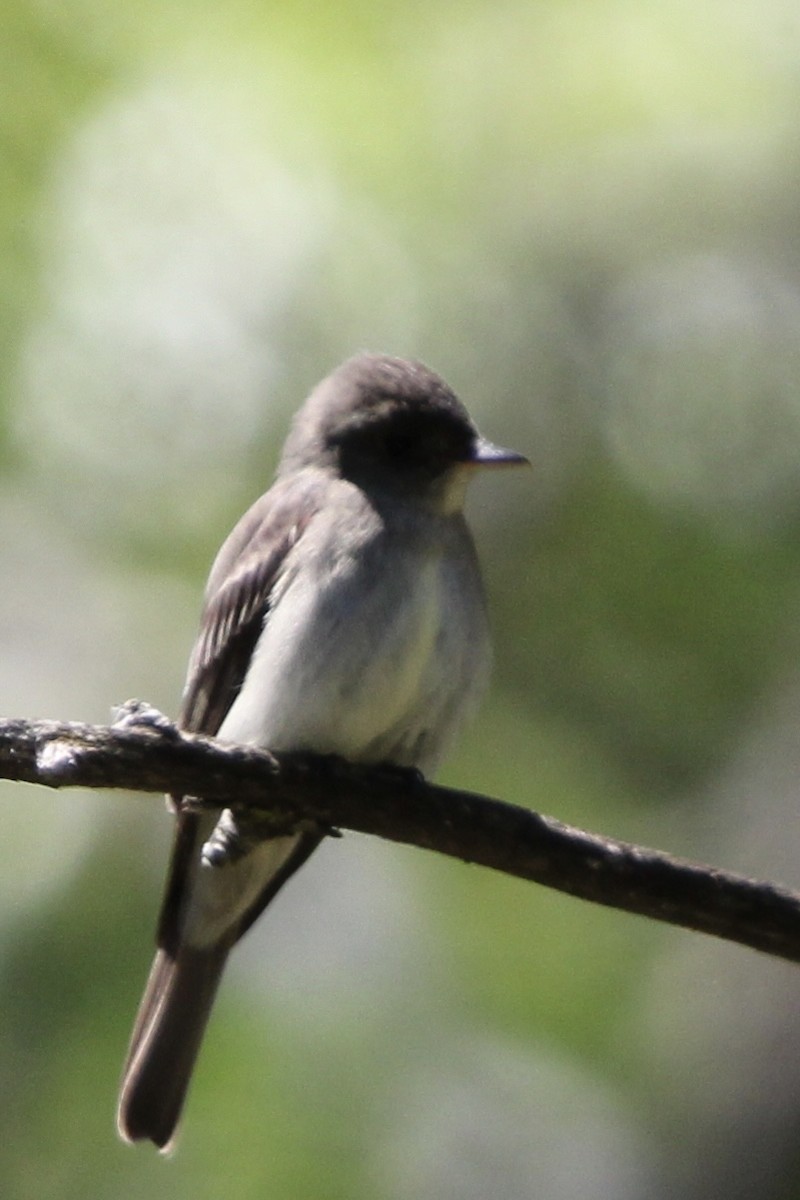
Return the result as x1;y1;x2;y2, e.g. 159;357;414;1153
3;1;800;1196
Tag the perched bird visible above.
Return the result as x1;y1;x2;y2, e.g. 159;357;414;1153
117;352;527;1149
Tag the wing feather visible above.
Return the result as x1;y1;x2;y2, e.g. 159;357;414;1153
179;480;324;737
158;473;326;952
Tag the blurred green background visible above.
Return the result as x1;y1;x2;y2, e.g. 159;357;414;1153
3;0;800;1196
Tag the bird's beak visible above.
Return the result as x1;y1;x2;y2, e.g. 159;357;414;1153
469;436;530;468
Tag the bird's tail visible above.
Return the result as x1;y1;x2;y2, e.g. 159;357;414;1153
116;944;228;1150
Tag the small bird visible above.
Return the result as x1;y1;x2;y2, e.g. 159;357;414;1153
117;352;527;1149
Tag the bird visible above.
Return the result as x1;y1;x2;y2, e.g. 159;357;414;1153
116;352;527;1149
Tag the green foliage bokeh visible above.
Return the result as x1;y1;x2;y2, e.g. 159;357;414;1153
4;1;800;1197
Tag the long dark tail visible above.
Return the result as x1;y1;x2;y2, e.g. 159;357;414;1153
117;814;321;1148
116;944;228;1150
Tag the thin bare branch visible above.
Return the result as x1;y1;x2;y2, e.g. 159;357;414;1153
0;710;798;964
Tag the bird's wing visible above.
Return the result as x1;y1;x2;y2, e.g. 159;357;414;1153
179;480;320;737
157;474;327;957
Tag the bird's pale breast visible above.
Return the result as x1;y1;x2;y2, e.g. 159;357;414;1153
218;502;489;775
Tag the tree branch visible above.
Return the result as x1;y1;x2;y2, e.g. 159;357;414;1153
0;709;798;964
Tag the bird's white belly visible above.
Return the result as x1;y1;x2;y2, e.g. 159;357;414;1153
217;549;464;771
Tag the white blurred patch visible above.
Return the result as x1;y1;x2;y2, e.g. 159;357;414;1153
19;73;331;473
601;255;800;526
372;1032;655;1200
13;64;419;544
0;490;121;927
0;478;201;933
229;835;426;1017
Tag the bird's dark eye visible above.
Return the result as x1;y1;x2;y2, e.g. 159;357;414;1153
382;429;417;460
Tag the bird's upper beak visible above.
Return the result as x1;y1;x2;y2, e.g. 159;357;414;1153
469;436;530;468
